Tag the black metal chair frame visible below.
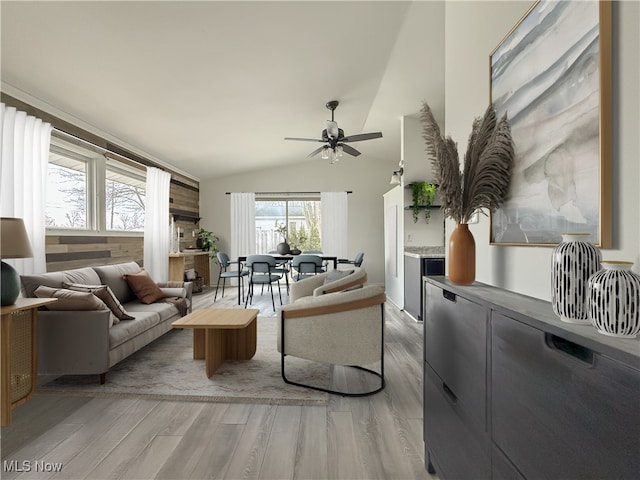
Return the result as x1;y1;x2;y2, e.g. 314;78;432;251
244;260;283;311
337;252;364;268
291;255;324;282
215;254;247;302
280;304;385;397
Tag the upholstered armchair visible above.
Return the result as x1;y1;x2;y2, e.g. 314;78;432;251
277;283;386;396
288;266;367;303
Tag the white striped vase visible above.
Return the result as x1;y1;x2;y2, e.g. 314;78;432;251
588;261;640;338
551;233;601;324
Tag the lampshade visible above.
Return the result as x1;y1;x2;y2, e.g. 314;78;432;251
1;217;33;306
389;168;403;185
1;217;34;258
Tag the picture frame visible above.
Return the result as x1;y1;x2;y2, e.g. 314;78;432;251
489;0;612;247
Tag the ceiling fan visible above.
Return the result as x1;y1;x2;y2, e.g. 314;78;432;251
284;100;382;162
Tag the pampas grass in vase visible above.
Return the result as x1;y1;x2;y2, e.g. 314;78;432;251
420;102;515;284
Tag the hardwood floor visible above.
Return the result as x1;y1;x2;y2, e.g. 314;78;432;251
1;284;436;480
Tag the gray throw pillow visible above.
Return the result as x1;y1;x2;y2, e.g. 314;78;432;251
323;269;354;285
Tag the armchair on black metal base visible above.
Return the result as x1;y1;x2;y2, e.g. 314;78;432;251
277;284;386;396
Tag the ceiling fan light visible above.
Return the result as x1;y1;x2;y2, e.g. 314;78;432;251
321;147;330;160
336;145;344;158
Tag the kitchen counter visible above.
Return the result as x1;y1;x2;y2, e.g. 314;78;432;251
404;247;445;321
404;246;445;258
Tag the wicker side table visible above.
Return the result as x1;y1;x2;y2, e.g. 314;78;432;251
1;297;56;426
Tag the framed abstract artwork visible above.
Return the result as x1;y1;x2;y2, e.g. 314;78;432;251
489;0;612;247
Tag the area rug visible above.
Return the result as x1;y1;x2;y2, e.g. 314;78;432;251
38;317;329;406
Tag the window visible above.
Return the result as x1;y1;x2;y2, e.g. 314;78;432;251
45;136;146;234
255;196;322;253
46;146;89;229
105;161;145;231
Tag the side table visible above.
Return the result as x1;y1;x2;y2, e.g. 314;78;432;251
169;251;211;286
1;297;57;426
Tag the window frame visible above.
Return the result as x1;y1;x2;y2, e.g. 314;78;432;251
46;135;146;237
254;193;322;254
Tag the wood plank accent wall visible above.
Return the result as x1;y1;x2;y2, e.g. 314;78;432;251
1;93;203;276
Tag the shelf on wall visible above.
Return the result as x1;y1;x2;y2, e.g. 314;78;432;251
171;210;201;224
405;182;439;189
405;205;442;210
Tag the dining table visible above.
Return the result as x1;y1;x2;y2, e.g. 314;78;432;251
235;254;338;304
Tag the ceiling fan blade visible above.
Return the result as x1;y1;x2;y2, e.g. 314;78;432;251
341;132;383;143
306;145;327;158
340;144;361;157
284;137;325;142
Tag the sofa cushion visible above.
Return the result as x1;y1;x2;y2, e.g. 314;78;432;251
20;267;102;298
92;262;142;304
34;286;115;327
63;282;135;321
323;269;354;284
108;309;163;349
122;301;179;322
124;270;165;304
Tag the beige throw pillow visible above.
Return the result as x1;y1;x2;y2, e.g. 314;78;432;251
123;270;165;304
62;282;135;321
34;286;115;327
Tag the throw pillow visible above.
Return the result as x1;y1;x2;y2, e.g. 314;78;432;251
123;270;165;304
323;269;354;285
62;282;135;321
34;286;116;327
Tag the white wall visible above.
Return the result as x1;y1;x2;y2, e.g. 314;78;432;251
402;114;445;248
445;1;640;300
199;154;395;285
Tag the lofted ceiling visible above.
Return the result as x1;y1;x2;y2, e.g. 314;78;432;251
1;1;444;180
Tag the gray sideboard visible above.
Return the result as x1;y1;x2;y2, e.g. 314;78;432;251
423;277;640;480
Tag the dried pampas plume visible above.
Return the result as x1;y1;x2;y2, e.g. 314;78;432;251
420;102;514;224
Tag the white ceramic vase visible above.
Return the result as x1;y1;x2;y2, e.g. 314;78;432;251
588;261;640;338
551;233;601;324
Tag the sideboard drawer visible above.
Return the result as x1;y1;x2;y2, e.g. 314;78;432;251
424;283;487;431
492;445;525;480
424;362;490;480
491;312;640;480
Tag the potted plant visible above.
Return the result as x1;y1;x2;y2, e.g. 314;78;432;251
196;228;220;259
410;182;438;223
420;101;514;284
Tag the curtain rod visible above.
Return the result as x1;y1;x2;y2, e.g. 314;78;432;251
225;191;352;195
52;128;142;167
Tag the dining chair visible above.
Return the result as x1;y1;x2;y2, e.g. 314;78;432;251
291;254;324;282
338;252;365;268
303;250;329;270
215;252;248;302
244;254;283;311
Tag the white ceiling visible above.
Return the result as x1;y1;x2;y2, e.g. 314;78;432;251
1;1;444;180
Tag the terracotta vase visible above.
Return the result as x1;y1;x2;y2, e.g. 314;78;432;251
448;223;475;285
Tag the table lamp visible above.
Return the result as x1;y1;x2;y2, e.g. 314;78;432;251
1;217;34;306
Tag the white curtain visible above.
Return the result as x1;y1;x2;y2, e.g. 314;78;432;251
321;191;348;259
0;103;52;274
230;192;255;260
144;167;171;282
